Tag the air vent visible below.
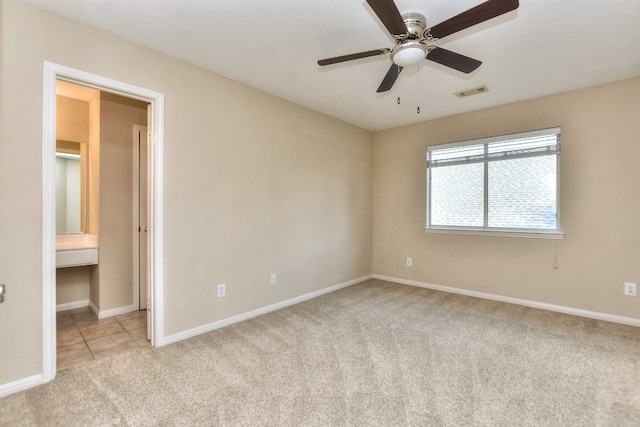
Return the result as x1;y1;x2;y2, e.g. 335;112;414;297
455;85;489;98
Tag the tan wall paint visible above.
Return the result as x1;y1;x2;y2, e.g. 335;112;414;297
373;77;640;319
97;97;147;311
56;267;90;305
0;0;372;386
56;95;89;144
163;81;372;334
4;0;635;391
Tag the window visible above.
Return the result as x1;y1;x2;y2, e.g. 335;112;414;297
426;127;562;238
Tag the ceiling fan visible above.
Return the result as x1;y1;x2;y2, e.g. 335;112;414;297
317;0;519;93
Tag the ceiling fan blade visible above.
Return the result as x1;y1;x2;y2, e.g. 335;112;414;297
366;0;408;36
376;64;403;93
427;47;482;74
318;48;390;66
428;0;519;39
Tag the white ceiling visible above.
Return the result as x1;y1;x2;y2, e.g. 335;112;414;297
23;0;640;131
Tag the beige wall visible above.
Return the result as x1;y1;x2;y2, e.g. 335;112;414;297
56;267;90;305
0;0;372;386
97;96;147;311
2;0;636;393
162;80;372;334
373;77;640;319
56;96;89;143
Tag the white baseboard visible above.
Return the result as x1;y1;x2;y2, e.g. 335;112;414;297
163;274;373;345
97;304;137;319
373;274;640;327
0;374;45;399
86;300;137;319
56;300;89;312
89;300;99;316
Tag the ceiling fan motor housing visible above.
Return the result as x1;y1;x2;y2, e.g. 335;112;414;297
391;13;429;66
401;13;427;38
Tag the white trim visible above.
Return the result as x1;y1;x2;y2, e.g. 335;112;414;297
97;304;137;319
373;274;640;327
0;374;45;399
148;101;164;347
163;275;373;345
42;63;58;381
55;152;81;160
424;227;565;239
42;62;166;388
56;300;89;312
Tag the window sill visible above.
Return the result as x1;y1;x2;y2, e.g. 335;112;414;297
424;227;565;239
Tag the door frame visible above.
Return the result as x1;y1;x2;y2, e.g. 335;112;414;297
42;61;165;381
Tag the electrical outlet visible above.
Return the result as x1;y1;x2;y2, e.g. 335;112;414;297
624;282;636;296
217;284;226;298
270;273;277;285
406;257;412;267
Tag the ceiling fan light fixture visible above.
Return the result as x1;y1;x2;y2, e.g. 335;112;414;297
391;42;428;67
318;0;520;93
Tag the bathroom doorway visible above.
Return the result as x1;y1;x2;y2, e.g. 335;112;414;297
43;62;165;380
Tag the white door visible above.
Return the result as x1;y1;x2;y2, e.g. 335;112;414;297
137;126;149;311
134;113;153;343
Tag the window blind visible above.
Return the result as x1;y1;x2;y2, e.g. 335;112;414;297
427;127;560;168
426;127;561;234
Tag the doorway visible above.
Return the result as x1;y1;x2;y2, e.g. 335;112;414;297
42;62;165;381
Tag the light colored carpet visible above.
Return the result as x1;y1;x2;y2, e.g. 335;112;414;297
2;279;639;426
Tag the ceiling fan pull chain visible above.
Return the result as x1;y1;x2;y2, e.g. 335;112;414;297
416;63;421;114
396;64;402;105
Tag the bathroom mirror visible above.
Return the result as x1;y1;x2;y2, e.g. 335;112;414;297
56;140;88;234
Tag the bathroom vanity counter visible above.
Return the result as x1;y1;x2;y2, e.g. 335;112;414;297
56;234;99;268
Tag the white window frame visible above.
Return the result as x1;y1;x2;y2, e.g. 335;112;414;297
426;127;564;239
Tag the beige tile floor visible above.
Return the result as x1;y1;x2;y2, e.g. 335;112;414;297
56;307;149;371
